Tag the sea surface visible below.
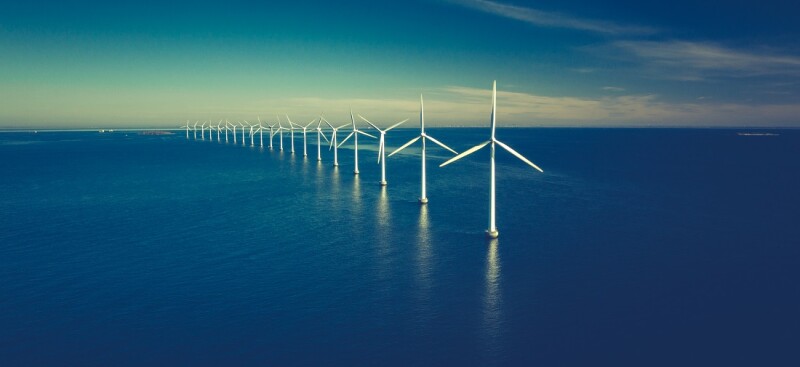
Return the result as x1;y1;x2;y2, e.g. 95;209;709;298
1;128;798;366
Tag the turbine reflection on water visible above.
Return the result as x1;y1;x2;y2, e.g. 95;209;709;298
415;204;433;320
483;239;502;360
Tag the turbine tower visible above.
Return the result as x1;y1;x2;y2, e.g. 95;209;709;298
359;114;408;186
181;120;190;139
232;122;237;144
268;122;277;149
338;109;377;174
322;117;350;167
276;115;286;151
440;81;543;238
193;121;198;140
287;117;317;157
314;115;330;161
389;95;457;204
224;120;231;142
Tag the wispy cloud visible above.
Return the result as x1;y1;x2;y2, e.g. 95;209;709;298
447;0;657;35
268;86;800;127
602;86;625;92
611;40;800;80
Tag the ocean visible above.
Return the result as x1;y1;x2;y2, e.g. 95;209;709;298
1;128;798;366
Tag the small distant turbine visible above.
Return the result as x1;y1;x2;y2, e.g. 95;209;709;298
232;122;238;144
285;115;301;154
287;116;318;157
276;115;287;151
193;121;198;140
358;114;408;186
314;115;330;161
322;117;350;167
216;120;222;141
268;121;277;149
338;109;377;174
224;120;231;142
256;116;265;147
390;95;457;204
201;122;207;140
180;120;190;139
440;81;543;239
239;121;246;144
248;123;256;146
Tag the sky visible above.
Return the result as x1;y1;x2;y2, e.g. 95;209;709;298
1;0;800;128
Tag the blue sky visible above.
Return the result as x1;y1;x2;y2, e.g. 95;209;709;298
1;0;799;127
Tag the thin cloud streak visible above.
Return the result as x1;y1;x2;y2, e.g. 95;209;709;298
612;40;800;80
277;86;800;127
448;0;657;35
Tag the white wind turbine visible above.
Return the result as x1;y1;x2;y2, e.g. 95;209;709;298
337;110;377;174
201;122;207;140
268;121;277;149
216;120;222;141
239;121;247;144
232;122;238;144
193;121;198;140
224;120;231;142
208;122;215;142
314;116;330;161
439;81;543;239
389;95;457;204
284;115;300;154
275;115;287;151
249;122;256;146
358;114;408;186
287;115;318;157
322;117;350;167
256;117;265;147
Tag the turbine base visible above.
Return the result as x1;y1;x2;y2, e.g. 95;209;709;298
354;170;359;174
379;180;387;186
418;197;428;204
485;229;499;239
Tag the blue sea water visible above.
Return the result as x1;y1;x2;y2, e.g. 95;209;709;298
1;128;798;366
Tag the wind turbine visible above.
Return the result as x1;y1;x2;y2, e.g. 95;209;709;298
288;116;318;157
314;115;330;161
249;122;256;146
285;115;300;154
268;121;277;149
224;120;231;142
240;121;247;144
208;122;216;141
358;114;408;186
193;121;198;140
389;95;457;204
440;81;543;239
201;122;207;140
216;120;222;141
276;115;286;151
256;117;265;147
322;117;350;167
338;110;377;174
232;122;237;144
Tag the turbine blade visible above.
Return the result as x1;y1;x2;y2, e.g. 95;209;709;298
377;140;384;164
357;130;377;139
439;141;490;167
339;131;355;147
426;135;458;155
320;131;330;143
495;140;544;172
385;118;409;131
388;136;421;157
358;114;380;131
336;123;350;130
